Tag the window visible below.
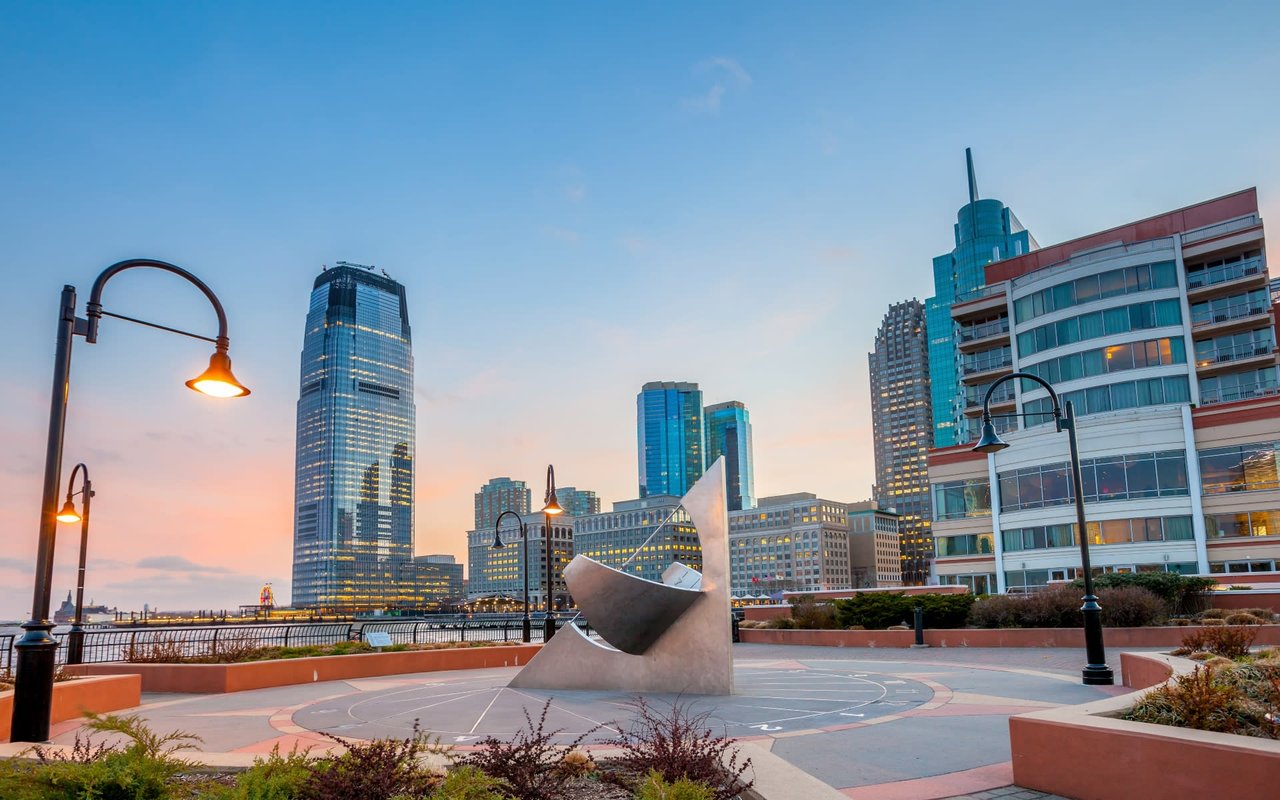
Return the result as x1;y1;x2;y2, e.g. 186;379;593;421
1014;261;1179;323
1209;559;1277;574
932;479;992;519
1023;376;1191;421
998;451;1189;511
935;533;994;557
1199;441;1280;494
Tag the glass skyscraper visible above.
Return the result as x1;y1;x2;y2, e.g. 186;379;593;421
292;263;415;609
637;381;704;498
704;401;754;511
926;149;1037;447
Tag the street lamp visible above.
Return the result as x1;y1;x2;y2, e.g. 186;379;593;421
491;510;532;642
541;465;564;642
972;371;1114;686
55;463;94;666
11;258;250;743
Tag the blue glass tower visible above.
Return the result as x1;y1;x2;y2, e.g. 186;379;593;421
637;381;704;498
704;401;754;511
292;263;415;609
926;150;1037;447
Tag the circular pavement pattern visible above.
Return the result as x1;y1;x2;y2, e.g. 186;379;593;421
292;663;933;745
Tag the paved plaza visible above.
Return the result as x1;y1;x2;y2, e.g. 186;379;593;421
33;644;1139;799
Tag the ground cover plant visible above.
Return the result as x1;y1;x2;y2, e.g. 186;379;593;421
125;637;524;664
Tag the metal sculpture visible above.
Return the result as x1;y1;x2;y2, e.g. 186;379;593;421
509;459;733;695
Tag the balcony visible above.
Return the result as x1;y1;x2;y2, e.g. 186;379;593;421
1191;299;1272;335
1199;381;1280;406
952;286;1008;321
1195;342;1278;376
963;385;1016;415
1186;256;1267;298
958;319;1011;352
960;355;1013;383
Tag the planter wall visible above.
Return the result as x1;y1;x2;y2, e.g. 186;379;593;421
63;644;541;694
0;675;142;743
1010;652;1280;800
739;624;1280;648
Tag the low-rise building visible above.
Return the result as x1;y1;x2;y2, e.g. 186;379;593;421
466;514;574;610
572;496;701;584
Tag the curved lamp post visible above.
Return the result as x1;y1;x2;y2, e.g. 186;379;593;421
541;465;564;641
972;371;1114;686
54;463;94;666
11;258;250;743
491;510;532;642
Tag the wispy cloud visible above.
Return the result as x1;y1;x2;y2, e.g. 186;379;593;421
136;555;232;574
682;57;752;113
539;225;581;245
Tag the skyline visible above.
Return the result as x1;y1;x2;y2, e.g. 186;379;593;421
2;2;1280;617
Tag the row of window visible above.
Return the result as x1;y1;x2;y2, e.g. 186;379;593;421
999;450;1189;512
1023;376;1192;421
1205;509;1280;538
1005;563;1198;591
1016;298;1182;357
1199;366;1279;406
1191;288;1270;326
1001;515;1194;552
1194;328;1275;366
1020;337;1185;387
1199;440;1280;494
1013;261;1178;323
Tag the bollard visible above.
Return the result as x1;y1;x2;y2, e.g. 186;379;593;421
912;605;928;648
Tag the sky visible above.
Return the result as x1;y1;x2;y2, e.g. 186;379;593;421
1;1;1278;619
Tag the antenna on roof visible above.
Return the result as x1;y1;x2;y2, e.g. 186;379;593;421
965;147;979;204
321;264;328;271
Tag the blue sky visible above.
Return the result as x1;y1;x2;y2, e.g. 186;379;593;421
1;1;1278;616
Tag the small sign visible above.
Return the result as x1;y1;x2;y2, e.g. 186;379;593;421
366;632;393;648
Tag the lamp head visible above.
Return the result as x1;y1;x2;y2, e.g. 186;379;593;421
56;499;82;524
541;495;564;516
971;418;1010;454
490;529;506;550
186;350;251;398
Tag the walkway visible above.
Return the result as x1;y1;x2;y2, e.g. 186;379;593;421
31;644;1140;799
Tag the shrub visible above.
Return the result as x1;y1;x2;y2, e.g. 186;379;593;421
557;749;595;778
1126;666;1246;734
1225;613;1264;626
463;700;598;800
1097;586;1167;628
789;596;837;630
1168;617;1193;626
429;766;507;800
234;744;315;799
303;721;445;800
1175;626;1257;659
1197;608;1230;620
833;592;973;630
1238;608;1278;622
606;698;753;800
1019;585;1083;629
633;770;717;800
1079;572;1215;615
1200;618;1226;626
765;617;796;630
967;594;1023;628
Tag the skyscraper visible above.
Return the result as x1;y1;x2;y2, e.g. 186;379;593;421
869;299;934;584
926;149;1038;448
637;381;704;498
475;477;531;529
555;486;601;517
292;263;415;609
704;401;755;511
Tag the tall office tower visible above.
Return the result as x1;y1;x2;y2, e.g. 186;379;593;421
929;188;1280;594
292;263;415;609
704;401;755;511
475;477;531;529
869;299;934;584
555;486;601;517
926;149;1038;448
637;381;705;498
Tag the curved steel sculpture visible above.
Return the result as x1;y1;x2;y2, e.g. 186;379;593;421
509;458;733;695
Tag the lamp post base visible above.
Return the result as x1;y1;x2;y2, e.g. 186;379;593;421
10;621;60;743
522;617;531;644
543;617;556;642
1082;665;1115;686
67;625;85;665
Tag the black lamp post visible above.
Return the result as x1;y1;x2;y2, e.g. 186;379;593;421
11;258;250;743
972;371;1114;686
55;463;94;665
491;510;532;643
541;465;564;642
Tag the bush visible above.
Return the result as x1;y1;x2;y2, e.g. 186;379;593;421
1175;626;1257;659
765;617;796;630
789;596;837;630
1097;586;1167;627
833;593;973;630
234;744;315;799
1078;572;1214;615
429;766;507;800
606;698;753;800
1126;666;1247;734
966;594;1023;628
1238;608;1278;622
1018;585;1083;629
303;721;445;800
463;700;597;800
1200;618;1226;626
633;770;716;800
1197;608;1230;620
1225;613;1265;626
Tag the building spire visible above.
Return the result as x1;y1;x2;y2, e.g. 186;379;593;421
965;147;979;204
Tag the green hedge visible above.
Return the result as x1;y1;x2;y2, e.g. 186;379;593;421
833;592;974;630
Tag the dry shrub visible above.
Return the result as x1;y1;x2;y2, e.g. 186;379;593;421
607;698;753;800
1127;666;1246;734
765;617;796;630
1098;586;1167;628
558;749;595;777
1197;608;1230;620
790;596;837;630
1175;625;1257;659
1200;618;1227;626
1237;608;1279;623
307;720;446;800
967;594;1023;628
1168;617;1193;626
1225;613;1264;626
463;699;598;800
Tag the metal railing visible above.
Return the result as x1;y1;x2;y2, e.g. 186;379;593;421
962;354;1013;375
1186;256;1266;290
1;634;13;674
359;617;593;645
959;319;1010;342
965;384;1016;407
51;623;354;665
1191;299;1270;326
1195;341;1276;367
1199;381;1280;406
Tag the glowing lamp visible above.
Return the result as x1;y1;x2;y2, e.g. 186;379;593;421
186;350;251;398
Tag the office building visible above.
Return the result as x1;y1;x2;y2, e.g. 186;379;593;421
728;494;900;596
638;381;705;498
475;477;531;530
930;188;1280;593
869;299;934;583
292;263;415;609
555;486;602;517
398;555;465;607
848;501;905;588
573;496;701;584
466;515;574;609
926;149;1038;448
704;401;755;511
